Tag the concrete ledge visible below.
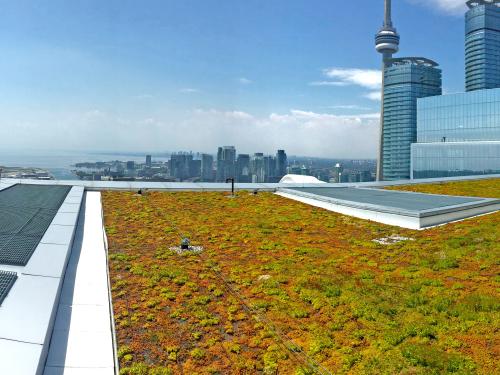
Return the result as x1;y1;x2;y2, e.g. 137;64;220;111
2;174;499;192
44;192;115;375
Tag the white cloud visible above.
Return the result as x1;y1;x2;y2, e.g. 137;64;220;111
311;67;382;102
323;68;382;90
309;81;348;87
407;0;467;15
364;91;382;101
179;88;200;93
328;105;373;110
238;77;252;85
0;108;379;158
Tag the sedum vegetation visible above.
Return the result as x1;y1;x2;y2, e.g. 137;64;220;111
102;178;499;375
385;178;500;199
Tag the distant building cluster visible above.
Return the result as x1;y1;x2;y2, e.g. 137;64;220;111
376;0;500;181
73;150;376;183
214;147;287;183
74;148;288;183
330;163;374;183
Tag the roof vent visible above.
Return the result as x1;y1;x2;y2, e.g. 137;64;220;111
181;237;190;250
170;237;203;255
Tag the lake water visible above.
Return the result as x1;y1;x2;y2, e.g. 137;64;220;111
0;151;170;180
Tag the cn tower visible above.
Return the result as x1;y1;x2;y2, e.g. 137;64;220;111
375;0;400;180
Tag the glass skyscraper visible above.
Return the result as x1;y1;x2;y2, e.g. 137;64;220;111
465;0;500;91
412;88;500;178
381;58;442;180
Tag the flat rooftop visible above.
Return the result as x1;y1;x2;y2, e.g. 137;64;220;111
286;187;482;211
0;177;498;374
278;186;500;229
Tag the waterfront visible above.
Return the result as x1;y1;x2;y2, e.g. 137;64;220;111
0;151;171;180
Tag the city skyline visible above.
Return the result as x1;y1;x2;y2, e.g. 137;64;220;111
0;1;472;158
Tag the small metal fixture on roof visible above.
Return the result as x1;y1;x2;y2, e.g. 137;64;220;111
169;237;203;255
226;177;235;197
137;188;148;196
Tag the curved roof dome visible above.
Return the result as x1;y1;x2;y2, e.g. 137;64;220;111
279;174;325;184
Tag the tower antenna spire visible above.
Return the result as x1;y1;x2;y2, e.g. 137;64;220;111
376;0;399;61
375;0;400;181
385;0;392;27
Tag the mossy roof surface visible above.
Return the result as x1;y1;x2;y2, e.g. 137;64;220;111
102;178;499;375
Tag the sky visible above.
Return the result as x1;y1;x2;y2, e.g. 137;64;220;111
0;0;469;158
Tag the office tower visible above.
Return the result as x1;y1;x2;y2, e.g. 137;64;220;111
169;153;193;181
236;154;251;182
263;156;277;182
382;58;442;180
375;0;400;180
126;161;135;170
189;159;201;179
287;163;301;175
332;163;343;183
275;150;287;178
409;2;500;179
145;155;152;168
201;154;214;182
465;0;500;92
216;146;236;182
411;88;500;178
251;153;265;183
359;170;373;182
348;172;360;183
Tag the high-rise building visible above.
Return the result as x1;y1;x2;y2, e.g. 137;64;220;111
189;159;201;180
126;161;135;170
375;0;400;180
169;153;193;181
375;0;442;181
465;0;500;92
216;146;236;182
236;154;251;182
145;155;152;168
262;156;275;182
412;88;500;178
382;58;442;180
409;2;500;179
201;154;214;182
251;153;265;183
332;163;343;183
275;150;287;178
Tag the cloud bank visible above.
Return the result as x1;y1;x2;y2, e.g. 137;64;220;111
0;108;379;158
310;67;382;101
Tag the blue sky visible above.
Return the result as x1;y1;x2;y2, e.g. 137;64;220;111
0;0;468;157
